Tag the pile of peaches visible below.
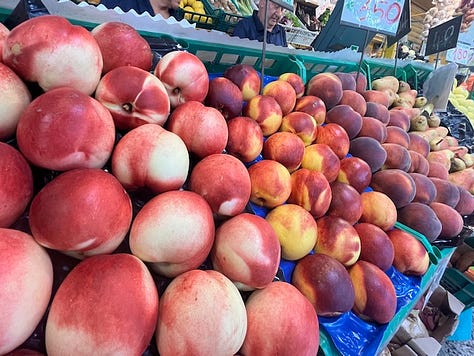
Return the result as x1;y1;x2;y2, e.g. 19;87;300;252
1;14;472;356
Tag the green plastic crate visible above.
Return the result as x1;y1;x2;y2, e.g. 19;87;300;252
440;237;474;311
202;0;246;34
294;55;364;83
317;222;441;356
363;58;408;88
404;62;434;92
175;7;220;30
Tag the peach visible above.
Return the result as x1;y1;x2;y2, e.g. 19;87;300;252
427;150;454;171
388;109;411;131
293;95;326;125
205;76;243;119
288;168;332;218
247;159;292;209
314;215;361;266
223;63;261;101
0;228;53;355
349;136;387;173
455;185;474;215
408;150;430;175
315;122;350;159
280;111;318;146
226;116;264;163
430;177;461;208
381;143;412;171
385;126;410;147
156;269;247;355
354;222;394;271
351;71;368;93
301;143;341;182
428;161;450;180
262;131;305;172
292;253;355;316
362;90;390;107
338;89;367;116
46;254;158;355
91;21;152;74
189;153;251;217
0;63;31;141
449;168;474;194
241;281;319;356
154;50;209;108
337;156;373;193
334;71;357;91
243;94;283;136
111;124;189;194
409;172;437;204
279;72;306;98
325;104;363;139
265;203;318;261
95;65;170;130
430;202;464;239
262;79;297;115
0;22;9;63
305;72;343;109
357;116;388;143
129;190;214;277
397;202;442;242
386;228;430;275
370;168;416;208
0;143;33;228
359;191;397;231
365;101;390;125
3;15;102;95
16;87;116;171
211;213;281;290
29;168;133;258
327;181;363;225
167;100;228;159
349;260;397;324
408;131;431;157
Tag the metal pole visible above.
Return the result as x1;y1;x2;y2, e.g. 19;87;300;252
260;0;269;93
356;30;370;84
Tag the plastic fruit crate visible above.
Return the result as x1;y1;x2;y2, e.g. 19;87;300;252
175;7;220;30
362;58;408;86
280;24;318;48
202;0;246;34
440;237;474;310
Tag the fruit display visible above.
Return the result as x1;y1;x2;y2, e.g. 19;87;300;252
0;13;470;356
179;0;213;23
449;80;474;124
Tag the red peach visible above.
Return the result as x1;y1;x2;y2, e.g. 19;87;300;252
327;181;363;225
243;94;283;136
205;76;243;120
262;79;297;115
279;72;306;98
359;191;398;231
293;95;326;125
223;63;261;101
315;122;350;159
301;143;341;182
262;131;305;172
338;89;367;116
280;111;318;146
325;104;363;139
226;116;264;163
306;72;343;109
337;156;373;193
354;222;394;271
387;228;430;275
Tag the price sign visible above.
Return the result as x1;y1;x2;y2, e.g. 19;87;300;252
425;16;463;56
341;0;405;36
386;0;411;47
446;43;474;66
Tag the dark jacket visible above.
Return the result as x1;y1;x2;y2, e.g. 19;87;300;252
100;0;182;19
232;10;287;47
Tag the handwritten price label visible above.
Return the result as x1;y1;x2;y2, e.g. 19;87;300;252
446;43;474;66
341;0;405;36
425;16;462;56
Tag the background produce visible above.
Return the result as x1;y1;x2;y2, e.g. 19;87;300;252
1;13;471;355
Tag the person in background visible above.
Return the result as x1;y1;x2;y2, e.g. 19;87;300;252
232;0;287;47
99;0;182;19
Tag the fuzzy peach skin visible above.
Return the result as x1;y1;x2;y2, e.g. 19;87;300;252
91;21;152;74
0;142;33;228
129;190;215;278
0;62;31;141
156;269;247;356
0;228;53;355
111;124;189;194
240;281;319;356
154;51;209;108
16;87;116;171
95;66;170;130
28;168;133;259
45;253;158;355
211;213;281;291
262;79;297;115
2;15;102;95
223;63;261;101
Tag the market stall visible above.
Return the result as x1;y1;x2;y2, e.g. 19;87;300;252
1;1;473;355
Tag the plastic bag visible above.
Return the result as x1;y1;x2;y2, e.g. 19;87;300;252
423;62;458;111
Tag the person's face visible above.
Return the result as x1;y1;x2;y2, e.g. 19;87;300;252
169;0;180;9
258;1;285;30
